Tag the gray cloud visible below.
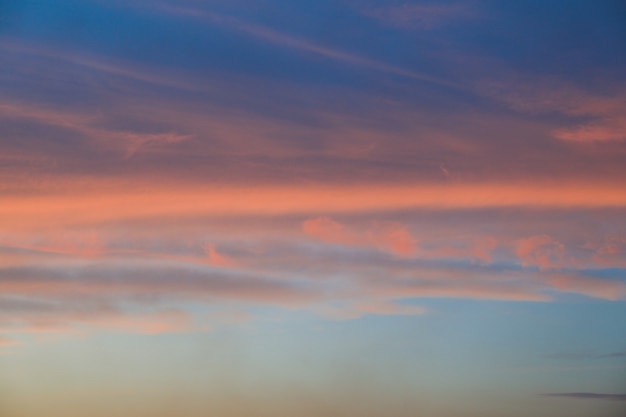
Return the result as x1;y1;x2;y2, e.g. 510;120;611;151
548;349;626;360
543;393;626;401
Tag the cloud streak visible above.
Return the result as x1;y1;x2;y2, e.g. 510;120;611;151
543;393;626;401
156;4;455;87
361;2;475;29
2;182;626;235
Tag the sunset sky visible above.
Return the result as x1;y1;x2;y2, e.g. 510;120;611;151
1;1;626;416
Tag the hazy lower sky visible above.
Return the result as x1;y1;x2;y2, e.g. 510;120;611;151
1;1;625;416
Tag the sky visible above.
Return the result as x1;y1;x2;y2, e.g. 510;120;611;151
0;0;625;416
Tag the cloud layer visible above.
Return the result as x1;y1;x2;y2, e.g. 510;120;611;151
0;0;624;358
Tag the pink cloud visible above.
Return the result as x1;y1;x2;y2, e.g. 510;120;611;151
0;267;317;307
484;80;626;143
120;132;193;158
554;117;626;142
418;236;499;263
303;217;417;256
547;274;626;300
381;227;417;257
302;217;358;246
515;235;566;269
1;225;623;351
368;281;551;302
590;236;626;268
205;244;235;268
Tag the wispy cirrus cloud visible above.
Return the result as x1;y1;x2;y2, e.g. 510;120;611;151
0;100;193;158
3;39;626;187
154;3;454;87
484;79;626;143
